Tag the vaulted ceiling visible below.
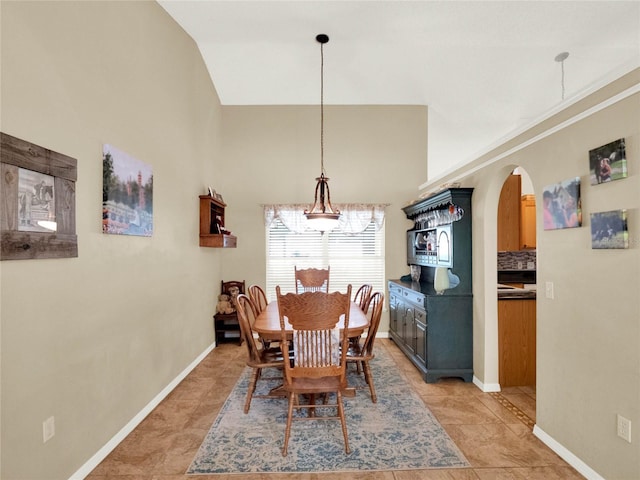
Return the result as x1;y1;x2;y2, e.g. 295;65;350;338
158;1;640;179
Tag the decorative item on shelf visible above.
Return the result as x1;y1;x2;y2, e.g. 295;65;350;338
216;294;235;315
433;266;450;294
410;265;421;283
304;34;341;233
413;203;464;229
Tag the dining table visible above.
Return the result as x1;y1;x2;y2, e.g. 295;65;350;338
252;300;370;398
253;300;370;341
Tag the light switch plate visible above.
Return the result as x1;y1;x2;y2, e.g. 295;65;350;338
545;281;554;299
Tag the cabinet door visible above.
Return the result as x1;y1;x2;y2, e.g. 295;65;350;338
520;194;536;249
498;299;536;387
403;305;415;353
414;308;427;364
389;293;399;334
497;174;521;251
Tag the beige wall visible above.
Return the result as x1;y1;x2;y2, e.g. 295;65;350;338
424;73;640;479
1;2;224;478
217;105;426;306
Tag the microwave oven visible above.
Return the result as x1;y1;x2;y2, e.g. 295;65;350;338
407;224;453;268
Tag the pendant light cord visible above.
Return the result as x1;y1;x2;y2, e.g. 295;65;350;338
555;51;569;101
560;60;565;100
320;40;325;176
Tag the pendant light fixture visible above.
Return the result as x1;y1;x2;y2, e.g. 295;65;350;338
304;34;341;232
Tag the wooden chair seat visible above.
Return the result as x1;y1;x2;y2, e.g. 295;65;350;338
285;375;342;393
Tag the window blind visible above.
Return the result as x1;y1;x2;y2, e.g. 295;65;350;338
265;219;385;302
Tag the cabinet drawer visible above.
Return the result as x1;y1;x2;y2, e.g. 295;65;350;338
402;289;424;307
414;307;426;324
388;282;403;296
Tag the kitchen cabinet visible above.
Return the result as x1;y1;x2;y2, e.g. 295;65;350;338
498;174;521;251
498;298;536;387
520;194;536;249
388;280;473;383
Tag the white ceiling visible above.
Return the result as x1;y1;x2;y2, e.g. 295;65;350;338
158;1;640;180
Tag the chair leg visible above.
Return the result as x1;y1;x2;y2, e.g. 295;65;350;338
282;392;296;457
336;390;350;454
362;361;377;403
244;367;261;414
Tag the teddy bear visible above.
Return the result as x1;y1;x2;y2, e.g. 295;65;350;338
228;285;240;304
216;293;235;315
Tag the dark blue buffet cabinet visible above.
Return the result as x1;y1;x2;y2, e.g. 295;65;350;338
389;188;473;383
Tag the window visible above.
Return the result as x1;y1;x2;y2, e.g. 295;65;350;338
265;210;385;301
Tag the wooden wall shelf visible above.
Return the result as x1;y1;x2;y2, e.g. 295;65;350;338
199;195;236;248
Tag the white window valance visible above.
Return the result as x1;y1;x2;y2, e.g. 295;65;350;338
263;203;388;234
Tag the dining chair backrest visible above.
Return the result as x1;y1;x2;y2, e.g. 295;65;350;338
361;291;384;356
354;284;373;311
235;294;263;364
276;285;351;382
294;266;330;293
248;284;268;314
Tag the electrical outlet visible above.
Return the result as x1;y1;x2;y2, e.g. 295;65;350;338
43;416;55;443
545;281;554;299
617;414;632;443
517;261;523;270
527;261;535;270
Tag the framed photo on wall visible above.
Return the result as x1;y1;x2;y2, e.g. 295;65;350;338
590;210;628;249
542;177;581;230
589;138;627;185
1;132;77;260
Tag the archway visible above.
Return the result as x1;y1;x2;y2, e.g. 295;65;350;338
496;166;537;421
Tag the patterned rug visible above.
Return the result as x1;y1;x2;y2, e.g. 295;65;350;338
187;345;470;474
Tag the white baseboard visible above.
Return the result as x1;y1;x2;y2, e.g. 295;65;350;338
533;425;605;480
68;342;217;480
473;375;501;392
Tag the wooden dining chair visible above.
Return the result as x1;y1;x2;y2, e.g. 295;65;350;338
275;285;352;456
346;291;384;403
248;284;268;314
348;284;373;351
354;284;373;312
235;294;285;414
294;266;330;293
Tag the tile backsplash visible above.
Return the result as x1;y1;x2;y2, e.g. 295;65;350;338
498;250;536;270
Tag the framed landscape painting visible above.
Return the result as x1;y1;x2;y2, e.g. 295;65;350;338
590;210;628;249
589;138;627;185
102;144;153;237
542;177;581;230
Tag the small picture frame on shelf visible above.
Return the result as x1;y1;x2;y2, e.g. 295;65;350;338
208;186;214;197
215;192;224;203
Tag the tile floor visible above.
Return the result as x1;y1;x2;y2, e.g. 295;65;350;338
87;339;585;480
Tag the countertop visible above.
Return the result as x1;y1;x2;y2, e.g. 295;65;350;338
497;283;537;300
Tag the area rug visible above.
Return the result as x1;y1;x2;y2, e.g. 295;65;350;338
187;345;470;474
